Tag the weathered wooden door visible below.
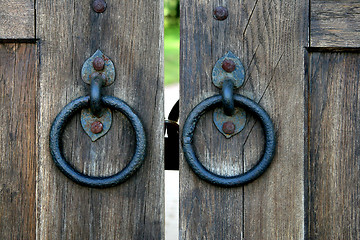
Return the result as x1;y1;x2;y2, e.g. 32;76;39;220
1;0;359;239
179;0;359;239
0;0;164;239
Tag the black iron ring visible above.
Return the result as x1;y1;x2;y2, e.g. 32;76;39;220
182;94;276;187
49;95;146;188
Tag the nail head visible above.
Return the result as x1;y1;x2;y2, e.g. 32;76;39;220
222;59;236;72
92;0;107;13
93;57;105;71
91;121;103;134
222;121;236;134
213;6;229;21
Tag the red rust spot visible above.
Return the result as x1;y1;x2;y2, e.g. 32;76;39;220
222;59;236;72
222;121;235;134
91;121;103;134
93;57;105;71
102;55;110;61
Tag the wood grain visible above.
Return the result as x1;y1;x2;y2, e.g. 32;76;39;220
311;1;360;48
36;0;164;239
0;44;37;239
308;52;360;239
0;0;35;39
180;0;308;239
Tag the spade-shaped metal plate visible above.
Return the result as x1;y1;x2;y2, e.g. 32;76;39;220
212;51;245;88
213;108;246;138
81;50;115;86
81;108;112;141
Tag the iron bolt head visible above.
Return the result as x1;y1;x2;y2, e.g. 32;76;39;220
91;121;103;134
92;0;107;13
213;6;229;21
222;59;236;72
222;121;236;134
93;57;105;71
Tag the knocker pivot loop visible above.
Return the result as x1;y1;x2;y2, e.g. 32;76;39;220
222;79;234;116
90;73;105;117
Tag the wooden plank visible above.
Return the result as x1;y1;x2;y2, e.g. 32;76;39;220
311;1;360;48
0;0;35;39
308;52;360;239
241;0;308;239
36;0;164;239
180;0;308;239
0;44;37;239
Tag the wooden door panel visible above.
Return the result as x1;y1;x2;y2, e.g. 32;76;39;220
1;0;360;239
308;0;360;238
0;43;37;239
0;0;35;39
308;52;360;239
36;0;164;239
179;0;308;238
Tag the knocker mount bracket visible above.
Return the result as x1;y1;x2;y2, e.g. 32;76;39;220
80;50;115;141
212;51;247;138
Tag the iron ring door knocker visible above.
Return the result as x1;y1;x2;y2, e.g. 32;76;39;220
49;51;146;188
182;52;276;187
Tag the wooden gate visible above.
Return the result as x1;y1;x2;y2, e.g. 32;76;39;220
0;0;359;239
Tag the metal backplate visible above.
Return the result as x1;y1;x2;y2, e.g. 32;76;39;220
213;107;246;138
212;51;245;88
81;50;115;86
81;107;112;141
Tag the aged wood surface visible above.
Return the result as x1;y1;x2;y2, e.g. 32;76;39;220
36;0;164;239
308;52;360;239
0;44;37;239
180;0;307;239
311;0;360;48
0;0;35;39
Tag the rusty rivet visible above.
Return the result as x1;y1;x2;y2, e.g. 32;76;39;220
222;59;236;72
213;6;228;21
91;121;103;134
222;121;235;134
92;0;107;13
93;57;105;71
